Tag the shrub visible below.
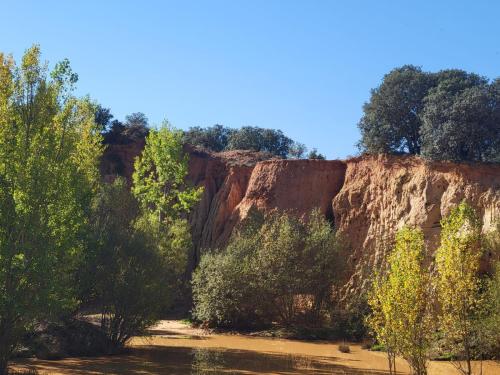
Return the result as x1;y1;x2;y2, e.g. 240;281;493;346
192;209;343;328
338;344;351;353
330;296;370;341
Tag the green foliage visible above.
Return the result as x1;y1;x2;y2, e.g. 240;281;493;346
0;45;102;372
133;123;203;224
101;112;149;145
226;126;294;158
482;262;500;358
473;223;500;360
307;148;326;160
358;66;500;161
367;227;434;375
80;178;190;349
94;105;113;131
435;202;485;374
330;295;370;341
421;73;499;162
192;210;343;328
183;124;233;152
358;65;434;154
183;124;316;159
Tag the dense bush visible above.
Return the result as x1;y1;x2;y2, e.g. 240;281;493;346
358;65;500;162
192;210;344;328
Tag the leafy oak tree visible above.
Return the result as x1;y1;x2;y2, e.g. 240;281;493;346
367;227;434;375
420;73;500;162
435;202;485;375
358;66;500;162
0;46;102;373
358;65;435;154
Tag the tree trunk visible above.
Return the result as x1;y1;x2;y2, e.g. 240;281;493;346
0;318;13;375
0;338;11;375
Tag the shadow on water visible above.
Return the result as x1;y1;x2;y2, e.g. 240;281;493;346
16;346;392;374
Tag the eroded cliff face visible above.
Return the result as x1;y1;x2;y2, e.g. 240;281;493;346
186;149;276;265
102;143;500;295
332;154;500;295
189;152;499;294
185;150;346;267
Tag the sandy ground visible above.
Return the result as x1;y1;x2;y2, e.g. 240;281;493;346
12;320;500;374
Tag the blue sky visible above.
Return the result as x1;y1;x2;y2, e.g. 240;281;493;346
1;1;499;159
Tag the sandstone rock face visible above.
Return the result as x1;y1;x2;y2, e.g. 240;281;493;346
186;149;271;265
100;140;145;183
333;154;500;295
235;159;346;221
185;151;346;267
101;142;500;295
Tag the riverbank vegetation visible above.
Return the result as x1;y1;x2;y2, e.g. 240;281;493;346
367;203;500;375
192;209;345;329
0;46;201;374
1;46;499;375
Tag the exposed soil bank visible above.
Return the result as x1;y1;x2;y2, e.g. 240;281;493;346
12;320;500;374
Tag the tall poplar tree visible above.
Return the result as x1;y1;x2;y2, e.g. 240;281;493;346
0;46;102;373
435;202;484;375
367;227;434;375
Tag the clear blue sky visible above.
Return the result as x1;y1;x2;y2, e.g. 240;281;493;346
1;1;499;159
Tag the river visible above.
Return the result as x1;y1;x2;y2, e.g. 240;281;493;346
12;320;499;374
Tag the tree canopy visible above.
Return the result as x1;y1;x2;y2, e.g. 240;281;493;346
0;45;103;373
183;124;315;159
358;66;500;162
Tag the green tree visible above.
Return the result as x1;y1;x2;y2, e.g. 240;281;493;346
435;202;484;375
307;148;326;160
133;123;203;225
367;227;434;375
226;126;294;157
474;222;500;359
183;124;234;152
80;178;190;350
183;124;312;159
421;72;499;162
358;66;500;161
358;65;435;154
0;46;102;373
94;104;113;131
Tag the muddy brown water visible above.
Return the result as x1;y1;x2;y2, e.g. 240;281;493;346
12;320;500;374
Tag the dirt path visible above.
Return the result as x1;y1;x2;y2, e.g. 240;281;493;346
12;320;500;374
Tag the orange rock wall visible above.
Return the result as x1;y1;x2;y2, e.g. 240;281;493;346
102;144;500;295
